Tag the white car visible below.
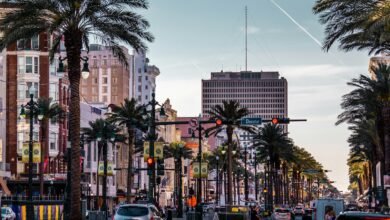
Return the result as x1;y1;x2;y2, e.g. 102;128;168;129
293;206;305;215
271;208;291;220
1;207;16;220
113;204;165;220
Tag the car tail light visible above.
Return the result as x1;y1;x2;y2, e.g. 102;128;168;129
150;217;154;220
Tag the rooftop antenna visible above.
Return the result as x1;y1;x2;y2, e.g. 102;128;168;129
245;6;248;73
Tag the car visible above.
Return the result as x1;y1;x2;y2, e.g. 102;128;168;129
113;204;165;220
337;211;390;220
200;202;215;213
271;208;292;220
1;207;16;220
293;206;305;215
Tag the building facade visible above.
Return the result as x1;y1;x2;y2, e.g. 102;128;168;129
79;44;131;106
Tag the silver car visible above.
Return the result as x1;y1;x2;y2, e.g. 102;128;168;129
1;207;16;220
113;204;165;220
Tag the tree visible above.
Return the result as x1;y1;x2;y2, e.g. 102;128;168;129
107;98;147;203
164;141;193;216
36;97;64;195
0;1;153;218
313;0;390;54
337;64;390;177
81;119;125;211
206;100;253;204
253;123;293;206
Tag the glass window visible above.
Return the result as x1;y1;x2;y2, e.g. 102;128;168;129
138;76;142;83
145;76;148;80
17;56;25;74
102;68;107;75
18;83;25;99
26;82;38;98
138;86;141;92
103;86;108;93
49;59;57;76
103;77;108;84
25;57;33;73
32;35;39;50
34;57;39;74
103;96;107;102
49;83;58;99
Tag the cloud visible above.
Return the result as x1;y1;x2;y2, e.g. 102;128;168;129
239;25;260;34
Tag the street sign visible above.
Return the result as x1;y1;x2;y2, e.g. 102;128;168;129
240;117;262;125
303;169;320;174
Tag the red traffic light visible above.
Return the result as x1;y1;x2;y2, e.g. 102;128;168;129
216;119;223;126
147;157;154;166
271;117;290;124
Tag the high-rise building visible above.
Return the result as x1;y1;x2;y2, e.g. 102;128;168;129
78;44;132;106
202;70;288;147
132;51;160;105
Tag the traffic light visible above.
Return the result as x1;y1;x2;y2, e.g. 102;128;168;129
215;118;223;126
147;157;154;176
157;159;164;176
156;176;161;185
271;117;290;124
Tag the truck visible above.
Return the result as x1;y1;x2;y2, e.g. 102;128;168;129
311;198;344;220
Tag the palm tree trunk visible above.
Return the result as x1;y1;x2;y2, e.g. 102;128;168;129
96;143;102;209
226;127;233;204
39;122;46;195
126;127;135;203
65;29;83;220
383;102;390;174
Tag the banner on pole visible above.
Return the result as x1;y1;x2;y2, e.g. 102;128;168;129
98;162;104;176
33;142;41;163
143;142;164;161
98;162;114;176
192;162;208;178
22;142;29;163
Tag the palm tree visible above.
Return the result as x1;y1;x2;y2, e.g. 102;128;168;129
81;119;124;211
164;141;193;216
36;97;64;195
337;64;390;177
206;100;253;204
313;0;390;54
0;2;153;218
254;123;293;206
106;98;147;203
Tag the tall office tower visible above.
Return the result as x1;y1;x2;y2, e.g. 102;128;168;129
202;70;288;148
78;44;131;106
132;51;160;105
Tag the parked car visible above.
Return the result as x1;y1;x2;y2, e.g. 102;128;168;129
1;207;16;220
113;204;165;220
303;208;314;220
337;212;390;220
293;206;305;215
200;202;215;213
271;208;292;220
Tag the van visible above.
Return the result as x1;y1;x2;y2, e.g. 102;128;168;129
311;198;344;220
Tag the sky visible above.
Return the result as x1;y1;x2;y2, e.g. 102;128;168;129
141;0;372;192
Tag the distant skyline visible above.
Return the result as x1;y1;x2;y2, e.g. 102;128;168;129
142;0;372;191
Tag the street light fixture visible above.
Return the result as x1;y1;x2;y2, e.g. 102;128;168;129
19;86;43;218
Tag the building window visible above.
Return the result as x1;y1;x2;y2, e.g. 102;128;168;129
138;68;141;73
82;87;88;94
49;83;58;100
93;78;98;84
92;87;97;93
102;68;107;75
103;86;108;93
103;96;108;102
92;96;98;102
112;77;118;84
112;86;117;93
17;35;39;50
145;85;148;90
145;95;148;100
138;86;141;92
138;95;141;102
138;76;142;83
103;77;108;84
25;82;39;98
18;56;39;74
145;76;148;80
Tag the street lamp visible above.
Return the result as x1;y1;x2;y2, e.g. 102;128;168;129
215;155;219;205
177;143;184;218
20;86;43;218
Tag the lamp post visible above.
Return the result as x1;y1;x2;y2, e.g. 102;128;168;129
221;147;226;204
20;86;43;218
215;155;219;205
88;183;91;210
177;143;184;218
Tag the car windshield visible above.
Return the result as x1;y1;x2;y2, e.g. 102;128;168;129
276;209;290;213
117;206;149;217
